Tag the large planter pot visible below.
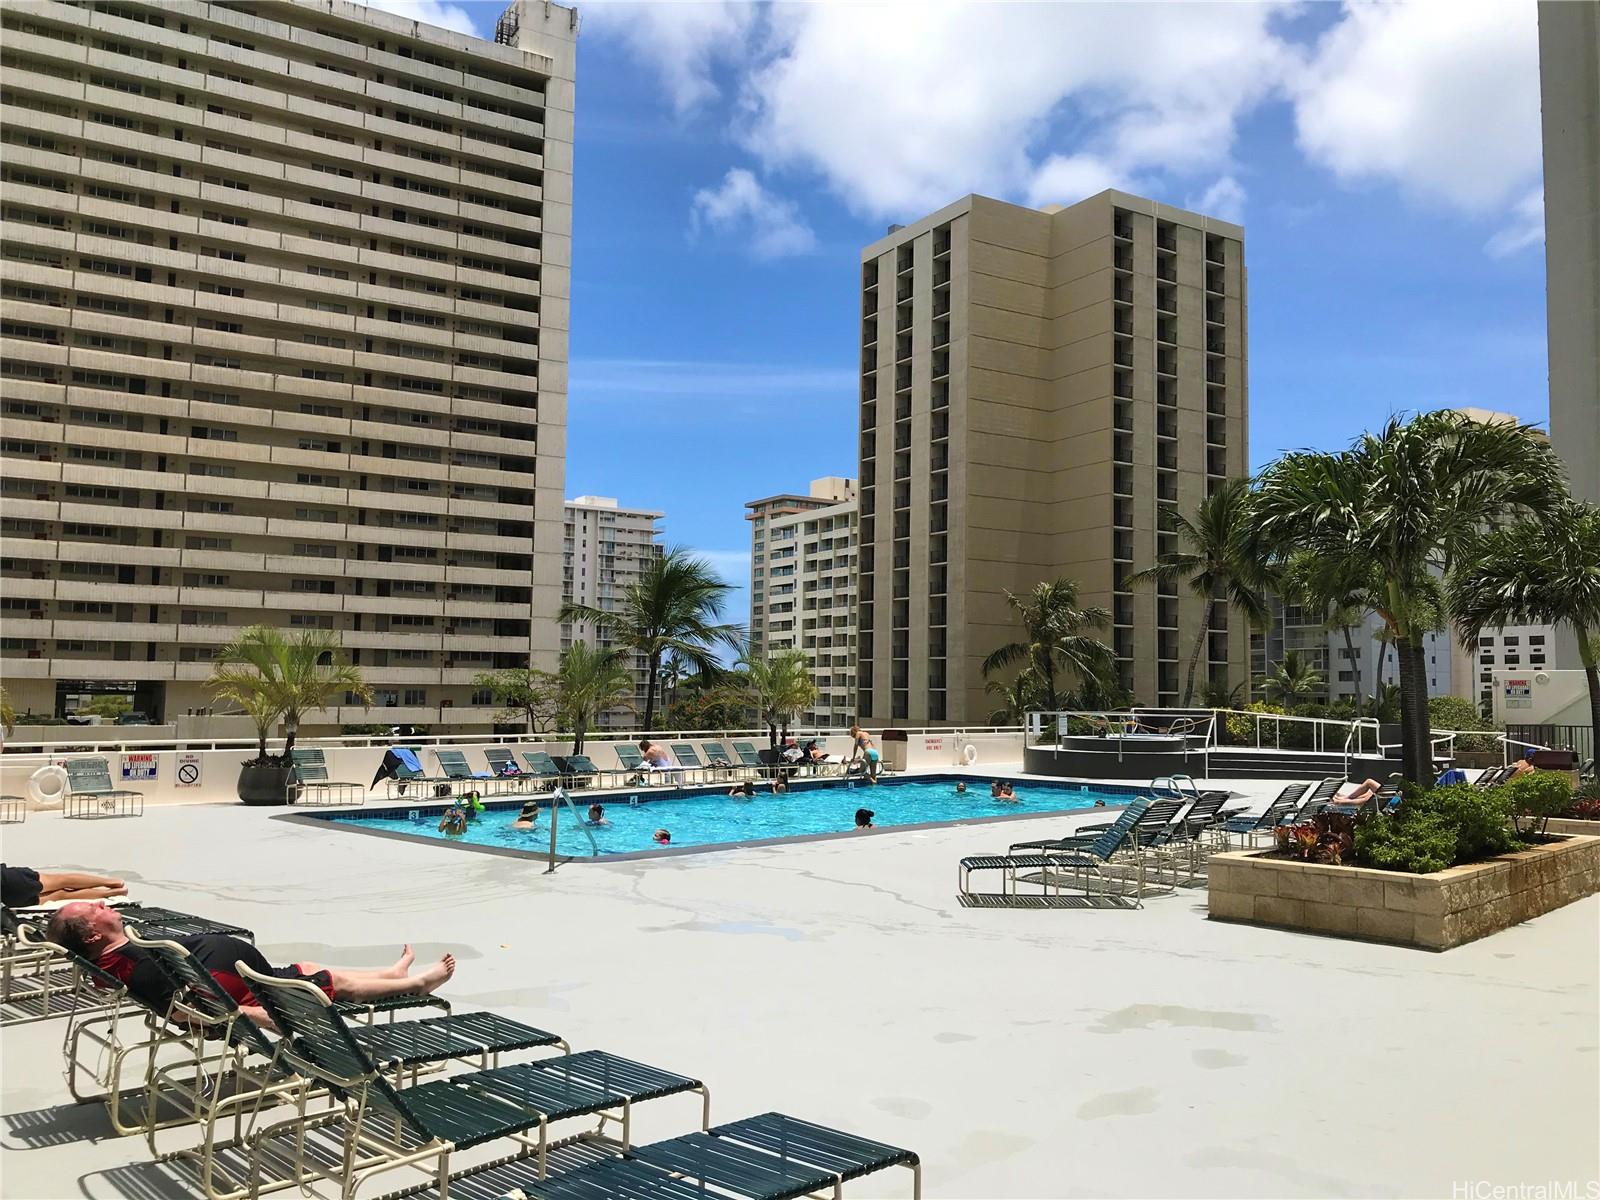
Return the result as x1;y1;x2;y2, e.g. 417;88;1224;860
238;761;296;806
1208;835;1600;950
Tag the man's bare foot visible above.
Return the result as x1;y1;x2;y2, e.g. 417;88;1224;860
416;954;455;995
385;944;415;978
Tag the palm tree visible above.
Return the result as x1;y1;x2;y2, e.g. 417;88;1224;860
657;653;687;716
985;670;1041;725
0;684;15;738
559;547;744;730
1125;479;1271;706
1259;650;1325;708
734;649;818;746
207;626;370;762
1448;498;1600;739
981;579;1116;715
1252;411;1565;782
556;641;636;755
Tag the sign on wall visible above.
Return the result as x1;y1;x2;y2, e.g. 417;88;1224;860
121;753;158;781
924;736;945;753
1504;679;1532;710
175;753;202;787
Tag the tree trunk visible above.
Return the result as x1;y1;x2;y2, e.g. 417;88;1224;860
1181;603;1211;707
1579;629;1600;750
572;722;585;756
1395;637;1433;783
1341;626;1361;703
642;655;659;731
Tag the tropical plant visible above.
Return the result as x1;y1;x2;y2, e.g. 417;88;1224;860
1223;700;1285;744
471;668;559;734
559;547;743;730
0;684;16;736
1353;784;1516;874
555;641;635;755
79;694;133;719
1281;552;1380;703
664;692;747;733
1274;810;1357;865
986;670;1042;725
1258;650;1325;708
207;626;370;763
981;579;1116;716
1500;770;1577;839
1125;479;1271;706
1426;694;1500;754
1252;411;1565;783
657;653;687;716
1447;498;1600;742
733;649;817;747
1201;678;1249;709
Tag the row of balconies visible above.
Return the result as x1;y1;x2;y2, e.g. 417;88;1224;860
1;577;529;621
4;618;529;654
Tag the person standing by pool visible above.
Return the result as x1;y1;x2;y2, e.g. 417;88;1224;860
438;803;468;836
848;725;881;783
854;808;874;829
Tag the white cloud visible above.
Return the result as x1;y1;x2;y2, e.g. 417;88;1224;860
581;1;755;113
692;549;753;585
1291;0;1542;212
690;168;816;258
362;0;478;37
1484;188;1544;258
1026;155;1127;210
1189;176;1247;224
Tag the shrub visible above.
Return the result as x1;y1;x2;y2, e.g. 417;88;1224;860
1352;784;1516;874
1427;694;1501;754
1274;810;1357;864
1224;702;1286;745
1564;786;1600;821
1501;770;1578;837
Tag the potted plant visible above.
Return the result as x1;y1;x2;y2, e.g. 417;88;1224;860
207;627;370;805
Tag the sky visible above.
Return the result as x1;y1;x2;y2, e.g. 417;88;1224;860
372;0;1551;630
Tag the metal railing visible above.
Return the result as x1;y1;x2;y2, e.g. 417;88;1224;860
1505;723;1593;765
544;786;598;873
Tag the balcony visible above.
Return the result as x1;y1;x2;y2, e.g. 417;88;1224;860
1113;535;1133;562
1114;281;1133;304
1156;351;1177;376
1206;237;1225;265
1207;334;1227;354
1114;216;1133;240
1206;267;1224;294
1158;447;1178;471
1114;431;1134;465
1157;413;1177;440
1114;344;1134;368
1157;320;1176;345
1114;376;1134;399
1115;251;1133;272
1156;287;1176;315
1156;226;1177;252
1207;361;1226;385
1156;260;1176;283
1114;314;1133;335
1114;404;1133;433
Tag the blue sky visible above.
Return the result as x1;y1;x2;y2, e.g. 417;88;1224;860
380;1;1549;628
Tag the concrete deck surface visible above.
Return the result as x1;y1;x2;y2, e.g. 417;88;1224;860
2;776;1597;1200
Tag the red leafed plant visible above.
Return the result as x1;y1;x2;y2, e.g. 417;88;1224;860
1274;811;1358;865
1564;794;1600;821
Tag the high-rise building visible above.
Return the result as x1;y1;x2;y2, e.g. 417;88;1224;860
745;478;858;727
1537;1;1599;675
561;496;663;728
856;192;1249;724
0;0;575;731
1253;602;1458;707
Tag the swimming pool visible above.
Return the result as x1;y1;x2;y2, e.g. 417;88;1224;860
304;775;1139;859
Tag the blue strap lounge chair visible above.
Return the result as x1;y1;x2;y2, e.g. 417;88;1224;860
960;799;1154;908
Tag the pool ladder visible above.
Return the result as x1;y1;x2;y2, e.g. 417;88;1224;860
544;786;599;873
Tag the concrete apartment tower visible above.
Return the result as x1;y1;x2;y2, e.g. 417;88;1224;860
857;192;1249;724
561;496;663;729
745;478;858;727
0;0;576;732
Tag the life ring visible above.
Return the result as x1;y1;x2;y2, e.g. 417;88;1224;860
29;764;69;806
961;743;979;766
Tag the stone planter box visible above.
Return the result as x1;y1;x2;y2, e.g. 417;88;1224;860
1545;817;1600;838
1208;835;1600;950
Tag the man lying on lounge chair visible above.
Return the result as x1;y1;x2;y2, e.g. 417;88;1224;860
48;902;454;1030
3;864;127;906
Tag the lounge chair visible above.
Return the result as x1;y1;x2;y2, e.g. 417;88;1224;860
1209;782;1311;847
554;755;603;789
0;795;25;824
63;757;143;819
731;741;765;771
521;751;564;790
290;748;364;806
1013;797;1183;855
700;741;736;769
1473;765;1511;788
670;743;708;780
474;1111;922;1200
485;747;534;791
238;965;711;1198
435;748;515;796
960;799;1153;908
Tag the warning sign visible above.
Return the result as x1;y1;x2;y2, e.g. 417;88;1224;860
176;753;202;787
121;753;158;781
1504;679;1532;710
924;736;945;753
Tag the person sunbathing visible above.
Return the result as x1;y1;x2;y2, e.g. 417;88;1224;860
47;902;454;1030
2;865;127;908
1336;778;1385;803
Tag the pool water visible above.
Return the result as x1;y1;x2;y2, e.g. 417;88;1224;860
317;775;1135;858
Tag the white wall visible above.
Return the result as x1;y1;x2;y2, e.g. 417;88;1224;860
1490;669;1592;727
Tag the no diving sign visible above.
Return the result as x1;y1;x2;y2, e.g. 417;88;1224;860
176;753;202;788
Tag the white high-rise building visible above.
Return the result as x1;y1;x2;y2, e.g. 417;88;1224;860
561;497;662;728
746;478;858;727
0;0;576;732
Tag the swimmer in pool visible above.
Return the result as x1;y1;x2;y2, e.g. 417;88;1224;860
653;829;671;845
854;808;875;829
729;781;757;800
771;775;787;794
511;797;540;830
585;803;610;827
955;781;968;795
438;804;468;836
991;780;1019;804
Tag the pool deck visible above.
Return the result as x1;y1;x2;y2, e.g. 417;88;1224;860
3;772;1597;1199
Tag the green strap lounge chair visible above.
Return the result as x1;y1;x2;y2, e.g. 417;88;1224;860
555;755;604;788
494;1111;921;1200
63;757;143;819
731;742;765;769
960;799;1153;908
436;748;517;797
238;964;709;1198
614;745;645;773
522;751;564;790
290;748;364;806
485;747;535;791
